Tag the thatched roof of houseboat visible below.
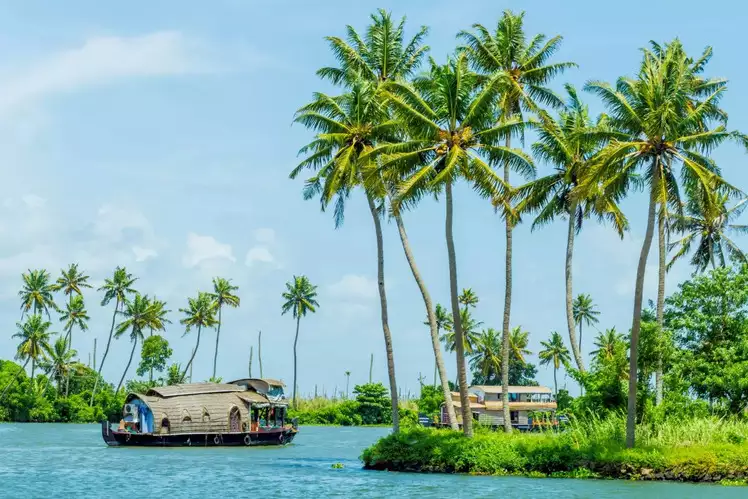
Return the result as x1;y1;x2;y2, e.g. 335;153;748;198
146;383;245;398
470;385;552;394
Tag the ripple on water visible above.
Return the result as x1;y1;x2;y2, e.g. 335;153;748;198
0;424;744;499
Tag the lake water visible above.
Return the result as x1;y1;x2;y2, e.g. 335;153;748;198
0;424;744;498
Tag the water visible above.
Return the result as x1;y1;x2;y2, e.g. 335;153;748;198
0;424;743;498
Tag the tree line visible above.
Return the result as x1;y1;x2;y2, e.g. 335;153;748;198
290;8;748;447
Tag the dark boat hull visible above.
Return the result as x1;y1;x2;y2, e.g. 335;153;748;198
101;421;297;447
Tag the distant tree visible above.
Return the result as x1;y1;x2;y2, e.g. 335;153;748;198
59;295;89;396
180;292;218;380
539;332;571;395
19;269;58;319
572;294;599;354
137;336;173;382
115;294;152;393
353;382;390;425
281;275;319;408
209;277;240;380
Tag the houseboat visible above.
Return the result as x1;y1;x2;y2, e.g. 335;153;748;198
101;378;298;447
440;385;559;431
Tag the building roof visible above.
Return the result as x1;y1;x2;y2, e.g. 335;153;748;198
228;378;285;387
146;383;245;398
470;385;552;394
452;400;486;409
484;401;557;411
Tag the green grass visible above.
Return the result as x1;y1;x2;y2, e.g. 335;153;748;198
361;415;748;484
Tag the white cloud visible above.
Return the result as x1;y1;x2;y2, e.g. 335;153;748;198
132;246;158;262
328;274;377;301
245;245;276;267
21;194;46;209
182;232;235;268
253;228;276;244
95;203;154;242
0;31;205;115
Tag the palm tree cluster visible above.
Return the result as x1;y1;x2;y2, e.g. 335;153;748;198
2;264;241;405
292;9;748;446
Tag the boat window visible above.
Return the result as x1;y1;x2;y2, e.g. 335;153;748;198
161;417;170;434
202;408;210;422
182;410;192;423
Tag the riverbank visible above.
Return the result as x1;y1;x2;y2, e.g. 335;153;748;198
361;418;748;485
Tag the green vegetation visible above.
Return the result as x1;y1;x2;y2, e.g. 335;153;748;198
288;382;417;427
362;416;748;483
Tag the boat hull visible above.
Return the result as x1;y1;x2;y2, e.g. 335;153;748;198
101;420;297;447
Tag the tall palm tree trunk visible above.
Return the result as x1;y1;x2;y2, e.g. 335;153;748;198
91;298;120;405
213;306;223;380
553;366;558;396
445;181;472;437
501;136;512;435
394;211;459;430
655;205;666;406
565;201;585;372
182;325;202;380
627;162;659;448
292;315;300;408
365;191;399;433
0;359;30;401
116;334;138;393
65;328;73;397
31;358;36;385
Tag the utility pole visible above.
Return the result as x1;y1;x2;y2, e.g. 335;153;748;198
93;339;97;372
249;346;253;378
369;353;373;384
258;331;263;378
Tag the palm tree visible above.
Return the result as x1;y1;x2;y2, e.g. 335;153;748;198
584;40;739;447
281;275;320;409
517;86;627;372
52;263;92;304
591;328;625;363
91;266;137;404
145;297;170;381
41;337;76;393
669;187;748;271
572;294;600;356
538;332;571;395
459;10;575;434
469;328;502;384
508;326;531;364
458;288;479;314
440;309;483;355
180;292;218;381
19;269;58;319
114;294;152;393
1;315;55;400
59;295;89;396
383;54;531;437
209;277;240;379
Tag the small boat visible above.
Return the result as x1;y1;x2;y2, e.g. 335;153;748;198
101;378;298;447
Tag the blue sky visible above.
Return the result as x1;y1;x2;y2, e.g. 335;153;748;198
1;0;746;398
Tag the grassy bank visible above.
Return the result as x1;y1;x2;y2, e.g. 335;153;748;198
361;416;748;484
288;394;418;426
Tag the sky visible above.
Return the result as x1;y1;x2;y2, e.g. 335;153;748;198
1;0;747;399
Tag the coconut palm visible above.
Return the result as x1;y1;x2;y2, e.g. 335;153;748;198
281;275;319;409
114;294;152;393
469;328;502;384
382;54;532;437
508;326;531;364
591;328;625;363
458;288;479;313
669;187;748;272
584;40;740;446
209;278;240;379
19;269;58;319
59;295;89;396
440;309;483;355
41;337;76;393
179;292;218;381
459;10;575;434
52;263;92;303
517;86;627;372
292;77;406;431
572;294;600;356
145;297;171;382
1;315;54;400
538;332;571;395
91;266;137;404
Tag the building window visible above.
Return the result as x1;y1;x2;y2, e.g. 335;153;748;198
182;410;192;423
202;408;210;422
